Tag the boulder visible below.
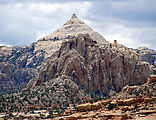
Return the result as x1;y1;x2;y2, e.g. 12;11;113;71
147;74;156;84
65;113;82;120
63;109;73;116
111;100;118;105
126;87;133;94
101;99;112;105
123;98;136;106
120;106;134;111
135;98;143;103
76;101;102;112
76;103;92;112
143;98;153;103
92;101;102;110
154;61;156;66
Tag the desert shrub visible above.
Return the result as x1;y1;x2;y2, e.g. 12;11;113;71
0;107;4;112
107;103;117;110
134;103;138;109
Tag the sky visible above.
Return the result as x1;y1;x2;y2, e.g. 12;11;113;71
0;0;156;50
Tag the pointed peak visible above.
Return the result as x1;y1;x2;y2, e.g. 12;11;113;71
71;14;78;19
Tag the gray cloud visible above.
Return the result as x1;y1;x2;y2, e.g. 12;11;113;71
87;0;156;24
85;0;156;50
0;0;156;50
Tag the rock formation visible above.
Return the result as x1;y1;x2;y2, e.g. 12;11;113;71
52;75;156;120
120;75;156;98
0;13;155;119
0;14;108;94
1;78;156;119
39;14;108;45
0;33;153;115
38;34;151;92
24;34;152;103
0;45;39;93
134;47;156;74
0;14;155;94
135;46;156;65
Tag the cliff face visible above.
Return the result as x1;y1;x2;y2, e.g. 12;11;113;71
30;34;152;95
0;34;153;113
0;14;109;94
0;42;57;94
0;14;155;95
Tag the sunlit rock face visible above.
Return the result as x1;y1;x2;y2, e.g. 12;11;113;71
31;34;151;97
39;14;108;45
0;14;108;94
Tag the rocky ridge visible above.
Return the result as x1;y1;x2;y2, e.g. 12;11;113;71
0;14;109;94
0;14;155;94
0;33;67;94
1;75;155;120
0;13;155;120
135;46;156;65
0;45;38;93
0;34;155;119
22;33;152;108
55;97;156;120
39;14;108;45
35;34;152;92
54;75;156;120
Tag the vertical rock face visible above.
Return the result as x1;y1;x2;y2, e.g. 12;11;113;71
0;14;108;94
0;14;154;95
34;34;152;95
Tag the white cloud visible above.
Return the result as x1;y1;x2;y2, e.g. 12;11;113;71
28;1;92;40
0;42;10;47
28;2;92;16
100;23;156;49
85;16;156;50
0;1;92;46
103;23;151;49
28;3;62;14
0;0;155;50
0;43;5;46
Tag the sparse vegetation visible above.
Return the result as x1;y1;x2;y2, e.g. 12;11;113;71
107;103;117;110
